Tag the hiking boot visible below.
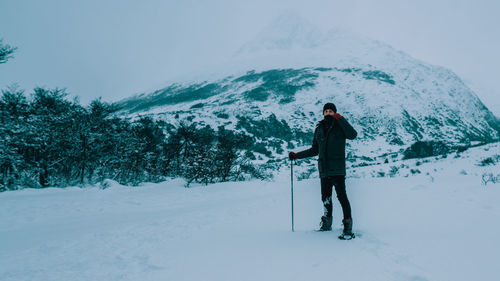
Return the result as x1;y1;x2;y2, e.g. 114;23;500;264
318;215;332;231
342;218;353;236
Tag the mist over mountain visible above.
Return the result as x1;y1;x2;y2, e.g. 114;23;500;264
115;14;499;173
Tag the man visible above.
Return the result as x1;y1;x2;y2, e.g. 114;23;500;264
289;102;358;239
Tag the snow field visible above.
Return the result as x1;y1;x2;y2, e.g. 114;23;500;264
0;143;499;281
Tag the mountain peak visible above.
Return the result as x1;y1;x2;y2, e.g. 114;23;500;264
237;12;326;54
232;12;412;73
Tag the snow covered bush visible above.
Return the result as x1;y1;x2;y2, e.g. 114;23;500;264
481;173;499;185
477;155;500;166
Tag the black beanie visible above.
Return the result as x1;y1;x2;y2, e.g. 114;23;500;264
323;102;337;113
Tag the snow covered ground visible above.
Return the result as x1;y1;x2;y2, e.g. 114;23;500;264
1;142;499;281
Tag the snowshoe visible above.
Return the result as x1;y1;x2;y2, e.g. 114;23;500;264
338;233;355;240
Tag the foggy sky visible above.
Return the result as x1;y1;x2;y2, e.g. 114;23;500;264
1;0;499;115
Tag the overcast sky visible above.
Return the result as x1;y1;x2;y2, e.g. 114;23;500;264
1;0;499;115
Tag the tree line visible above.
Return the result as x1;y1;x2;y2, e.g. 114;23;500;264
0;86;269;191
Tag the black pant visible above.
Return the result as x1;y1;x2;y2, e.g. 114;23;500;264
320;175;352;220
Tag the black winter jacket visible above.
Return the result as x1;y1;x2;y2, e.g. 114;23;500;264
296;116;357;177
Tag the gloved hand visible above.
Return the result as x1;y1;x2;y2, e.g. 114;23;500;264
333;113;342;120
288;151;298;160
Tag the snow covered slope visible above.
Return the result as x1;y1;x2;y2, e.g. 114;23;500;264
1;142;498;281
115;14;499;165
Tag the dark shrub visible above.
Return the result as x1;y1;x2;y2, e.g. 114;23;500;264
403;140;450;159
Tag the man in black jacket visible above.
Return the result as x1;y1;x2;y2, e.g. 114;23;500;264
289;103;357;239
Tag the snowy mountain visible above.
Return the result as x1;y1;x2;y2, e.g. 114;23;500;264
115;14;500;169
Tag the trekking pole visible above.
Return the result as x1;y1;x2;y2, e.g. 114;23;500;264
290;159;295;232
